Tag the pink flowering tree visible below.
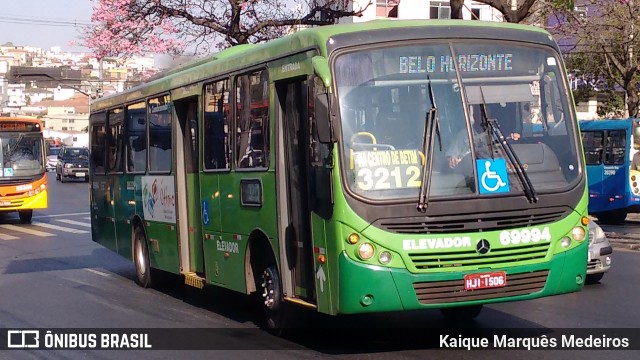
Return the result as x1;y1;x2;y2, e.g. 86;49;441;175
450;1;574;23
85;0;372;59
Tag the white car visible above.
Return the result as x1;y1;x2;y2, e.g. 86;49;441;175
47;147;61;171
587;221;613;284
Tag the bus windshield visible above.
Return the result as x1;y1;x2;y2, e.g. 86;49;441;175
0;133;45;179
335;40;581;201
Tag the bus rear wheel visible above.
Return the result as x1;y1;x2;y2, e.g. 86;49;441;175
18;210;33;223
133;227;154;288
439;304;483;321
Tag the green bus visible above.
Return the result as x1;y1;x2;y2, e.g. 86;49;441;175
89;19;589;329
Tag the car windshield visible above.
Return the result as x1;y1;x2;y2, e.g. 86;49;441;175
49;147;60;156
64;148;89;159
334;40;581;201
0;133;45;179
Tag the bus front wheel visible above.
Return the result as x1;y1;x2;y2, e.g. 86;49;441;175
440;304;483;321
18;210;32;223
133;227;154;288
257;263;289;334
597;211;627;225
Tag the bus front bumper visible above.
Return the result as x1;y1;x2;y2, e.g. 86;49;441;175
336;242;587;314
0;189;48;212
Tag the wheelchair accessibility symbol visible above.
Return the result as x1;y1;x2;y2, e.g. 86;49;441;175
202;200;210;225
476;158;510;194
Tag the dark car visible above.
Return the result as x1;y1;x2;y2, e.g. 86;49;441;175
56;146;89;182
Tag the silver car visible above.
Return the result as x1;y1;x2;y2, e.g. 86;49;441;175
587;221;613;284
47;147;61;171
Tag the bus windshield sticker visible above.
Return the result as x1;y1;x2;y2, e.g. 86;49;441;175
476;158;510;194
351;149;423;191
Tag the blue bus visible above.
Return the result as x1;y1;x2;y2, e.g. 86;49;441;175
579;118;640;223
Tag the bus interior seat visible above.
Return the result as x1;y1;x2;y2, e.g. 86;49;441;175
510;142;566;184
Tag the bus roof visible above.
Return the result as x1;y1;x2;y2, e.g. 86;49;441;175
0;117;41;123
91;19;555;113
579;118;636;131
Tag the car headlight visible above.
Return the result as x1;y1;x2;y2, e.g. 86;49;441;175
64;163;72;168
592;224;606;244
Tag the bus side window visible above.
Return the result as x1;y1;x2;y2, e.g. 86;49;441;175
236;70;269;169
203;79;231;170
90;112;106;174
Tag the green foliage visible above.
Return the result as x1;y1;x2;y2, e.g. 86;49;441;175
552;0;574;9
597;92;626;118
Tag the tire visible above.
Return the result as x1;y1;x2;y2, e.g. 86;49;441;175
440;304;483;321
60;175;66;183
256;263;289;334
133;226;154;288
586;273;604;284
597;211;627;225
18;210;33;223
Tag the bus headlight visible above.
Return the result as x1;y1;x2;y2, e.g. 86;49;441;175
358;243;375;260
379;251;392;265
560;236;572;248
572;226;586;242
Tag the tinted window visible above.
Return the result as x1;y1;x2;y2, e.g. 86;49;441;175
90;113;106;174
236;70;269;169
148;95;172;173
204;79;231;170
126;101;147;172
605;130;626;165
108;108;125;173
581;131;603;165
63;148;89;159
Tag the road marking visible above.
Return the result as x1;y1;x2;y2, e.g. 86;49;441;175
0;224;54;237
0;233;19;240
84;268;110;277
33;212;90;218
55;219;92;228
83;217;91;220
32;222;89;234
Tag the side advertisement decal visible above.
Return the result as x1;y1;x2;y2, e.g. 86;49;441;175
141;176;176;223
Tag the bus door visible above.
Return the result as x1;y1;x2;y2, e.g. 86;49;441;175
174;97;205;277
603;129;627;207
89;119;116;251
276;79;317;303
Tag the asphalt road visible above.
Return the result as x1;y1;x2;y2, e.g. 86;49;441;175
0;172;638;359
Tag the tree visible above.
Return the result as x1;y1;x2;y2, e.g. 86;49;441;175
550;0;640;118
85;0;371;59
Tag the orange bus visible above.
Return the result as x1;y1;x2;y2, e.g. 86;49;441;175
0;117;47;223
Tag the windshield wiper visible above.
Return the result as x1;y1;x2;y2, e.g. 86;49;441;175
417;75;443;212
478;87;538;203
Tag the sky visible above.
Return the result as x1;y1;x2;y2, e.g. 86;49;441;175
0;0;94;52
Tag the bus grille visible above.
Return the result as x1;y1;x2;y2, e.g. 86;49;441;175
376;207;570;234
413;270;549;304
409;242;550;269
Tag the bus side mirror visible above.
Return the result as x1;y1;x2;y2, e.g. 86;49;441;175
315;93;336;144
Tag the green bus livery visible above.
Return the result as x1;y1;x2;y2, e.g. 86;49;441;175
89;20;589;329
